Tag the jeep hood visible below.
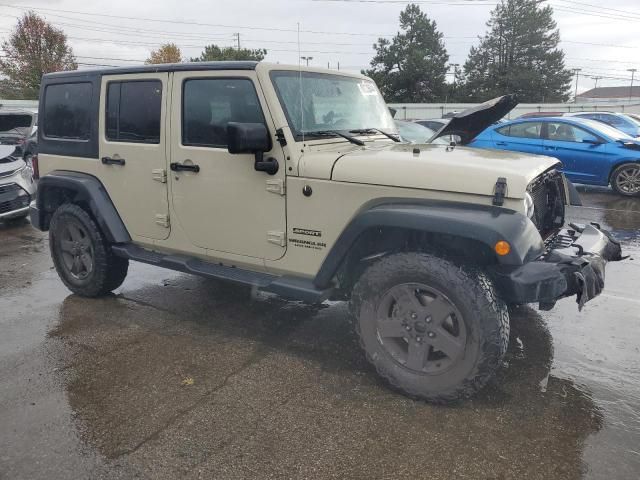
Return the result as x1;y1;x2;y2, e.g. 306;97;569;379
330;143;560;199
428;94;518;145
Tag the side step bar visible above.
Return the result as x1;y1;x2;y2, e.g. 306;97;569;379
111;244;333;304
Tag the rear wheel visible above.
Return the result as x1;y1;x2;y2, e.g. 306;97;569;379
611;163;640;197
350;252;509;403
49;203;128;297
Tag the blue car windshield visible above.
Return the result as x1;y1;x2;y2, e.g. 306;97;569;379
576;119;634;141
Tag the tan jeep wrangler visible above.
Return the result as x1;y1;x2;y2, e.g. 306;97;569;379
31;62;622;403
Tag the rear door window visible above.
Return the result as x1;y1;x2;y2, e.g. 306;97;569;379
496;122;542;139
106;80;162;143
43;82;92;140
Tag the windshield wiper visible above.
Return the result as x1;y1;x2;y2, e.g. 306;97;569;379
302;130;365;146
349;128;400;142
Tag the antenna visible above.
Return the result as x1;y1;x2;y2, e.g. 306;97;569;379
298;22;304;143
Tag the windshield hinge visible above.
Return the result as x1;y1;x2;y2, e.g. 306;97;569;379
152;168;167;183
266;178;285;195
155;214;170;228
276;128;287;147
492;177;508;206
267;230;286;247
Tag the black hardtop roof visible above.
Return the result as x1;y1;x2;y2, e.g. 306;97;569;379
42;61;259;80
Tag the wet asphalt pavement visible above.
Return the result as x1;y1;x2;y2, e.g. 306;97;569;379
1;188;639;480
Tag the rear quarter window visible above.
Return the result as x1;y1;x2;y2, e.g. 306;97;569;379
43;82;92;140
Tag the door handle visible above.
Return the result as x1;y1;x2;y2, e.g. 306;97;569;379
102;156;125;166
495;141;508;146
170;162;200;173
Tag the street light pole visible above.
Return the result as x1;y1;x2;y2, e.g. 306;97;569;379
572;68;582;103
300;56;313;66
628;69;637;102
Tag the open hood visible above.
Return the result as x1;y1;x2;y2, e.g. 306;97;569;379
428;94;518;145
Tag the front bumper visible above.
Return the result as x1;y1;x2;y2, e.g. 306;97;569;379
491;224;623;310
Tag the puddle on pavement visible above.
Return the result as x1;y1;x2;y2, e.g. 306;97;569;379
3;190;640;478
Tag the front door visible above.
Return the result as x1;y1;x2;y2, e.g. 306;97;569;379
169;71;287;260
98;73;170;240
543;121;609;184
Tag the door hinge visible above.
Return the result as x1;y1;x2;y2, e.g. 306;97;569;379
155;214;170;228
152;169;167;183
266;179;285;195
267;231;286;247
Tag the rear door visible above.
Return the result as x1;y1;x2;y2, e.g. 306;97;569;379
492;121;544;154
98;73;170;240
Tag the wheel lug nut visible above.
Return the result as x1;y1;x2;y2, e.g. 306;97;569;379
427;332;435;338
416;336;422;342
404;325;411;331
426;317;432;323
410;312;417;319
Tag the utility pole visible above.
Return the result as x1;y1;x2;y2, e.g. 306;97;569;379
572;68;582;103
591;76;603;89
233;33;240;50
300;56;313;66
628;68;637;102
450;63;460;96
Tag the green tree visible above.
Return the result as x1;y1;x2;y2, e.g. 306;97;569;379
365;4;449;103
146;43;182;64
190;44;266;62
0;12;77;99
461;0;572;102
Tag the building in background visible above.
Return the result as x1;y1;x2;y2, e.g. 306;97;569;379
576;86;640;104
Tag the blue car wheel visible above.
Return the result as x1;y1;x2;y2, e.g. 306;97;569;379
611;163;640;196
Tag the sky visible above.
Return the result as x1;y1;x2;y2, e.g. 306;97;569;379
1;0;639;95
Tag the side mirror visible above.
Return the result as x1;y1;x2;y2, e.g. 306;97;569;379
226;122;278;175
583;138;603;146
227;122;270;154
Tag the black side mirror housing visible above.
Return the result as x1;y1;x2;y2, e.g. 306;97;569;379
226;122;279;175
227;122;271;154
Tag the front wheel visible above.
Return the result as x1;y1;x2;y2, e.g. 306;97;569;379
49;203;129;297
350;252;509;403
611;163;640;197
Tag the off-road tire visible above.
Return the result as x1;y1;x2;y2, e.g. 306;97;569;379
49;203;128;297
350;252;509;403
611;163;640;197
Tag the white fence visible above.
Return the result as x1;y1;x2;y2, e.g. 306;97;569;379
387;102;640;120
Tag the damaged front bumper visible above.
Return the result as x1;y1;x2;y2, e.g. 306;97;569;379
491;224;623;310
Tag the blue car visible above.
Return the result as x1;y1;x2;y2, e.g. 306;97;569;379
469;117;640;196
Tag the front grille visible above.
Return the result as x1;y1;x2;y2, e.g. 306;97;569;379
528;169;566;239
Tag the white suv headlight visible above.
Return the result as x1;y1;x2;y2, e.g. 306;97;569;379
524;192;535;219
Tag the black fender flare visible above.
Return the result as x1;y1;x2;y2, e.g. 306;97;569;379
31;170;130;243
313;200;545;289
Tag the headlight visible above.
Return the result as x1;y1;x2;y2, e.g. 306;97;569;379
524;192;535;219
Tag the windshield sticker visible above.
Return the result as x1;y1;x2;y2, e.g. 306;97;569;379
358;81;377;96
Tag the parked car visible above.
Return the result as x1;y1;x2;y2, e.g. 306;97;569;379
0;109;38;159
626;113;640;123
0;144;36;221
519;111;565;118
415;118;448;132
31;66;621;403
395;120;446;144
469;116;640;196
564;112;640;138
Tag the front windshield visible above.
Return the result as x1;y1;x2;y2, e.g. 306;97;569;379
270;71;396;140
580;119;634;140
0;114;32;134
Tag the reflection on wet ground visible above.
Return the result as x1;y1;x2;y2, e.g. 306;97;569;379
0;189;639;479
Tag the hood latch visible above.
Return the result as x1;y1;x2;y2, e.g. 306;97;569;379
492;177;508;206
